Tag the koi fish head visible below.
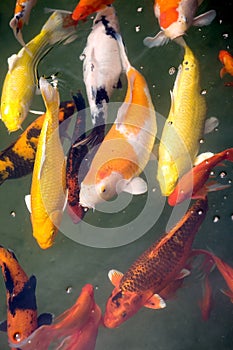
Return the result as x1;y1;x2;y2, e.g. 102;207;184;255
80;171;123;209
0;102;25;133
218;50;230;64
103;287;146;328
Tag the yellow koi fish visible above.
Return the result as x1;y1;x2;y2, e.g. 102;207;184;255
157;40;206;196
79;34;157;209
25;77;66;249
1;10;77;133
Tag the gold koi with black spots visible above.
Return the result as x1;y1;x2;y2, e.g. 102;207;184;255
0;100;76;185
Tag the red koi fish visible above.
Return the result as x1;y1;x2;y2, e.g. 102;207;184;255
9;0;37;46
0;246;52;348
13;284;102;350
0;100;76;186
168;148;233;206
219;50;233;78
143;0;216;47
72;0;115;21
104;198;208;328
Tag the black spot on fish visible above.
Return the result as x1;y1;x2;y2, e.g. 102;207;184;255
8;275;37;316
3;263;14;295
95;15;117;39
96;87;109;106
112;291;123;308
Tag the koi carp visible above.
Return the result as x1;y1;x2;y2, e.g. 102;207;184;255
72;0;115;21
9;0;37;47
168;148;233;206
1;10;77;132
219;50;233;86
157;40;206;196
12;284;102;350
25;77;66;249
79;34;157;209
81;5;122;126
104;198;208;328
0;246;52;347
144;0;216;47
0;100;75;186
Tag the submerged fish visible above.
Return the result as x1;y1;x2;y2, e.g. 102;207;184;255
168;148;233;206
25;77;66;249
144;0;216;47
0;100;75;186
72;0;115;21
79;34;157;209
219;50;233;78
1;10;77;132
81;5;122;126
157;41;206;196
0;246;52;347
12;284;102;350
104;198;208;328
9;0;37;47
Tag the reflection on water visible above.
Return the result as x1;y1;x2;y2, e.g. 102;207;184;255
0;0;233;349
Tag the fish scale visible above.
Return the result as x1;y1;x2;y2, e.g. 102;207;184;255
120;198;208;294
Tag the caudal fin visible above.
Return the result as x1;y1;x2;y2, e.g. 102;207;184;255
42;10;78;46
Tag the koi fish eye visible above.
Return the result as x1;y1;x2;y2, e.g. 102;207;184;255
13;332;21;342
121;311;127;318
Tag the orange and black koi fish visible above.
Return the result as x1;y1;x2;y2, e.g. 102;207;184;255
66;93;105;223
0;100;76;186
168;148;233;206
104;198;208;328
0;246;52;348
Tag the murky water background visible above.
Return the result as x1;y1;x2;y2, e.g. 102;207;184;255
0;0;233;349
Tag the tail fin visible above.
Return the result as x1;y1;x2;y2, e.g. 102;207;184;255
41;10;77;46
225;148;233;162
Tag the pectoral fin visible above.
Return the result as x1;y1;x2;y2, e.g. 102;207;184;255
144;294;166;309
108;269;123;287
25;194;32;213
143;31;169;48
116;177;148;195
192;10;216;27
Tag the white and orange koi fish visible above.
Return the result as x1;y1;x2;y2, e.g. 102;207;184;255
79;34;157;209
9;0;37;47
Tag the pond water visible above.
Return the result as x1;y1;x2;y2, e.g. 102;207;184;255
0;0;233;349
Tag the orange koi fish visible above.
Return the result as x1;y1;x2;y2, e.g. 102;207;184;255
0;246;52;348
25;77;66;249
79;34;157;209
168;148;233;206
219;50;233;80
9;0;37;46
72;0;115;21
104;198;208;328
144;0;216;47
13;284;102;350
0;100;75;186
